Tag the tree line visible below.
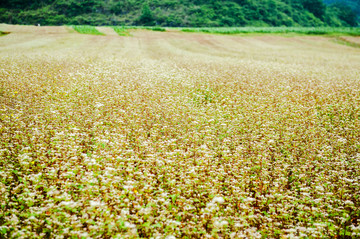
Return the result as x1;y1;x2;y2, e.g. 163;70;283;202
0;0;358;27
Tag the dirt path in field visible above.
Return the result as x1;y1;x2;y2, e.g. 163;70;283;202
340;36;360;44
334;36;360;48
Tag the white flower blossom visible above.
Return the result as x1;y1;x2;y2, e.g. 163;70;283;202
212;196;225;204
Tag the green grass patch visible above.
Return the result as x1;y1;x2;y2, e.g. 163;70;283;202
0;31;10;36
112;26;131;36
129;26;166;32
147;27;166;32
71;25;105;35
180;27;360;36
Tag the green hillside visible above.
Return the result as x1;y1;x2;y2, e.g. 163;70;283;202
324;0;360;16
0;0;358;27
323;0;359;26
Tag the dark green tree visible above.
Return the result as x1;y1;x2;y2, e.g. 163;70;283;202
137;3;155;26
331;2;358;26
301;0;326;19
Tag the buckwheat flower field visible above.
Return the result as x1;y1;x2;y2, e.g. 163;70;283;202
0;24;359;238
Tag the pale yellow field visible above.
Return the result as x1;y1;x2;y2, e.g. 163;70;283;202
1;24;360;238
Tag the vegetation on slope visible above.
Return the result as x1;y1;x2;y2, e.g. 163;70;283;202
180;26;360;35
112;26;131;36
0;0;358;27
324;0;360;16
72;25;105;35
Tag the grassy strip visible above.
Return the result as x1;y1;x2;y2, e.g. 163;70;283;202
72;25;105;35
71;25;166;36
333;37;360;48
180;27;360;36
0;31;10;36
125;26;166;32
112;26;131;36
145;26;166;32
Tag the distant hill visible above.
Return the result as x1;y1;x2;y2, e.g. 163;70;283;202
323;0;359;26
324;0;360;16
0;0;358;27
